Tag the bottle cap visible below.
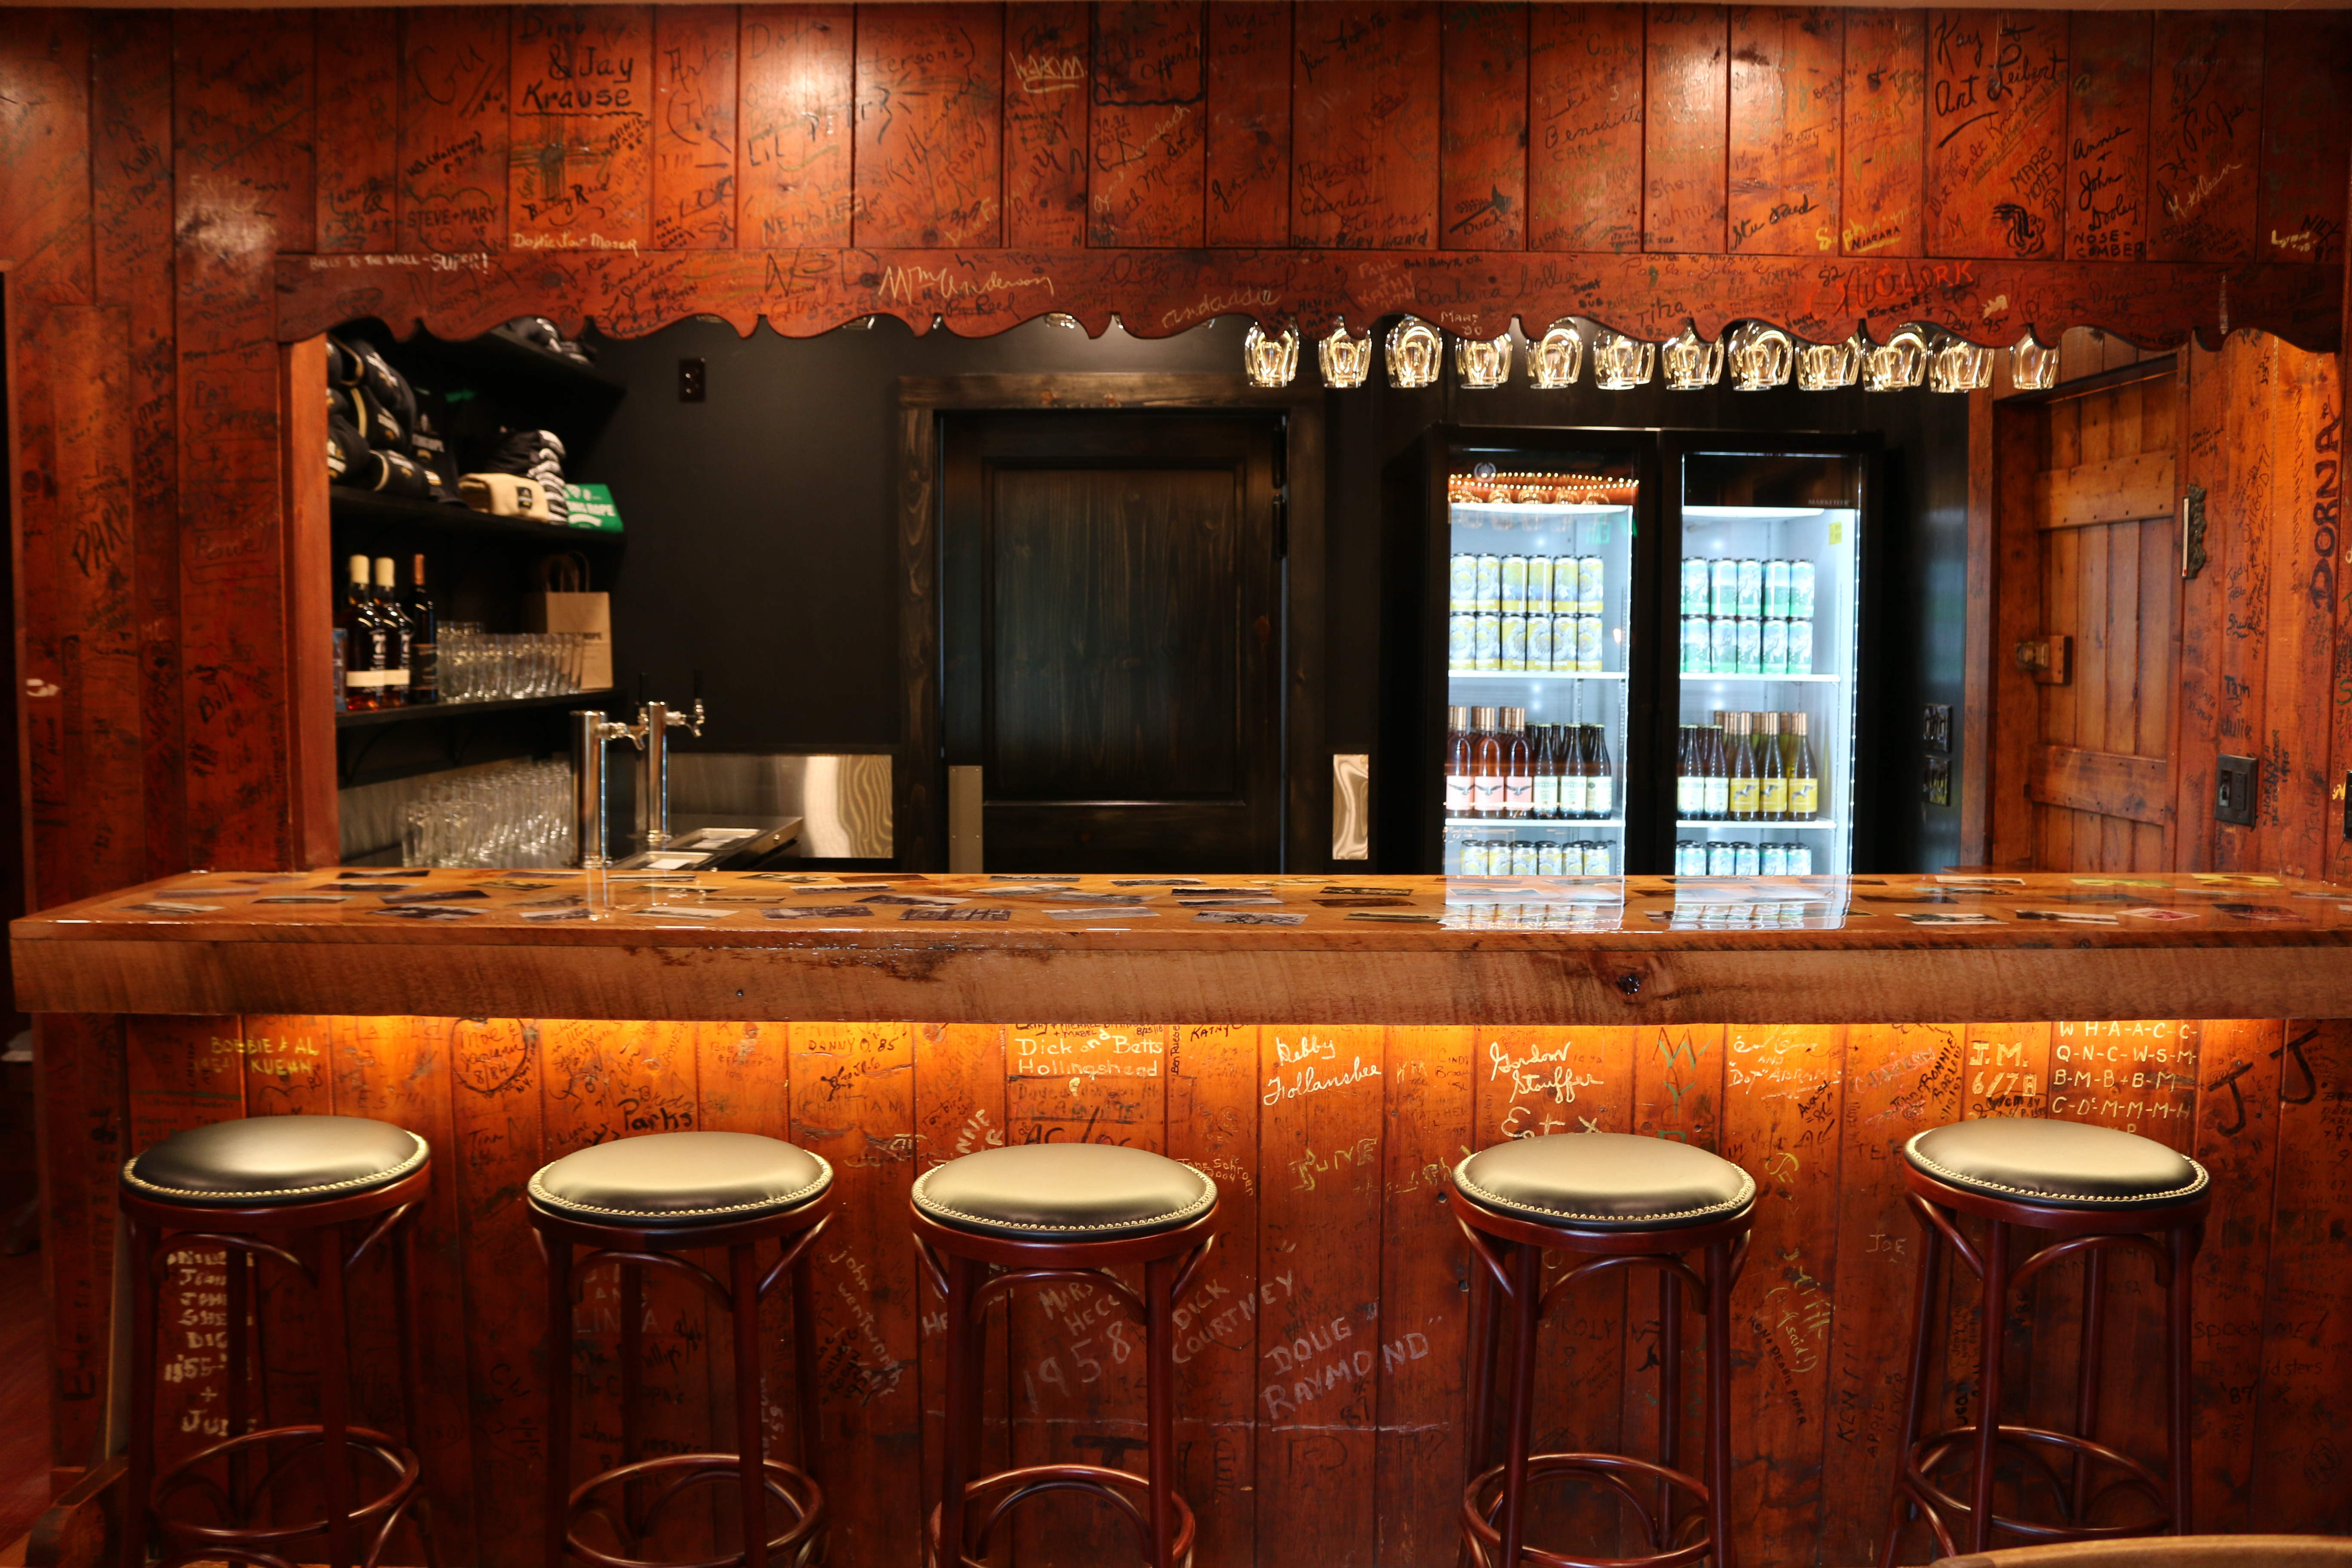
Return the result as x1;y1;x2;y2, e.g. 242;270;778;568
1500;706;1525;729
349;553;369;582
1447;705;1469;728
1470;706;1500;730
1791;712;1808;734
373;556;397;588
1761;711;1780;733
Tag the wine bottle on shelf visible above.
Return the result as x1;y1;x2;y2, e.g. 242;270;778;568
403;552;438;704
1471;706;1504;818
1530;723;1560;820
1502;707;1533;818
1700;724;1729;821
1788;712;1820;820
1728;713;1759;821
1558;724;1588;821
336;554;377;713
1675;726;1700;821
1758;711;1788;821
1586;725;1614;821
371;557;411;707
1444;706;1472;819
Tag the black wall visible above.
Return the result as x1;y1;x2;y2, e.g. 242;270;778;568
573;316;1966;872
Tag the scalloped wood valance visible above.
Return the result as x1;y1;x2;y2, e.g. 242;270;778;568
249;3;2352;353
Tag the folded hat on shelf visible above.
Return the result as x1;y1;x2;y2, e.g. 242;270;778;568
348;448;433;500
458;471;558;523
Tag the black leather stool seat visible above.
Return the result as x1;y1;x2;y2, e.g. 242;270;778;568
1453;1132;1755;1230
529;1131;832;1227
1904;1118;2208;1209
122;1115;428;1207
913;1144;1215;1240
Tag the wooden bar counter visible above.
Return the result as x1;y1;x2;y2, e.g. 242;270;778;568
18;869;2352;1568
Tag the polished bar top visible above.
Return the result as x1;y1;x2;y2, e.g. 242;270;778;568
15;868;2352;1025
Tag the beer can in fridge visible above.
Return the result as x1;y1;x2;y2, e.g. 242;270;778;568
1706;840;1735;876
1682;616;1709;674
1450;554;1479;612
1474;612;1502;671
1789;558;1816;619
1734;841;1761;877
1682;557;1710;617
1526;614;1554;672
1551;616;1579;672
1510;841;1538;876
1500;614;1528;671
1711;557;1740;619
1736;558;1763;617
1761;841;1788;877
1576;556;1604;613
1459;839;1490;876
1576;615;1603;672
1761;617;1788;675
1785;618;1813;674
1582;842;1612;876
1448;613;1477;671
1526;555;1553;615
1476;554;1502;613
1710;617;1738;673
1788;844;1813;876
1765;558;1792;619
1736;616;1762;674
1500;555;1528;613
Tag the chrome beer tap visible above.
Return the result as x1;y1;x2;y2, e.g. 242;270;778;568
634;670;707;852
570;709;640;870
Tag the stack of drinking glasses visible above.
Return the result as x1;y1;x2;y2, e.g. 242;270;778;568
401;759;577;867
437;624;592;704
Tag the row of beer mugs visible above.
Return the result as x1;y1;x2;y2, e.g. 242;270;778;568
1449;553;1605;616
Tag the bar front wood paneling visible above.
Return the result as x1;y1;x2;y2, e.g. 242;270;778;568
22;871;2352;1565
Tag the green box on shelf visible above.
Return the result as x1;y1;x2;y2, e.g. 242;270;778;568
563;482;625;532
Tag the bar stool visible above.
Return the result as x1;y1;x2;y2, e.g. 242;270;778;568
910;1144;1219;1568
1881;1118;2211;1564
531;1131;836;1568
1449;1132;1755;1568
119;1114;436;1568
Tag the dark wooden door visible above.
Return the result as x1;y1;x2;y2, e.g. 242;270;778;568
941;413;1284;872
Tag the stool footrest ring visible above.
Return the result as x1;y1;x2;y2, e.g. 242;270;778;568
151;1424;423;1562
563;1453;824;1568
1897;1421;2171;1554
1462;1454;1713;1568
928;1462;1196;1568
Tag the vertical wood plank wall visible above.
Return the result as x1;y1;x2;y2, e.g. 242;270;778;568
0;5;2346;900
37;1013;2352;1567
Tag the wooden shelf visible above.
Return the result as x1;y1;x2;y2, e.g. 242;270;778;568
334;689;615;730
329;490;623;545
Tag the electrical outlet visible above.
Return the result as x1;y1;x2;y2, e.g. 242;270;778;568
2216;754;2256;826
678;357;707;402
1923;755;1951;807
1922;704;1952;753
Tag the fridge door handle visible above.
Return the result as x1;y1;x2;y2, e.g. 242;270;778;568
1332;754;1370;861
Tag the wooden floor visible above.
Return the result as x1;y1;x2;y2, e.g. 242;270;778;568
0;1243;52;1547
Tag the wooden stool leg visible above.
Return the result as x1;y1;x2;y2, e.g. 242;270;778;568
2168;1224;2201;1535
123;1218;158;1568
1657;1266;1683;1553
621;1263;645;1544
544;1235;574;1568
1145;1254;1176;1568
392;1215;440;1568
2071;1246;2107;1522
1880;1208;1947;1568
226;1249;251;1518
1704;1240;1736;1568
730;1243;768;1568
1967;1220;2011;1555
317;1222;357;1568
937;1255;978;1568
791;1238;822;1491
1496;1241;1543;1568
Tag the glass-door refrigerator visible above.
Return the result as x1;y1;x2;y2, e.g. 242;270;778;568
1381;431;1656;876
1663;444;1867;876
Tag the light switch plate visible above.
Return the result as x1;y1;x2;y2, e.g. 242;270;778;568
2216;754;2256;827
1923;755;1951;807
1922;704;1952;753
678;357;707;402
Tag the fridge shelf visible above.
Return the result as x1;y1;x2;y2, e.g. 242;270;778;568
1449;502;1633;518
1447;670;1628;681
1449;818;1625;830
1676;818;1838;830
1679;672;1841;683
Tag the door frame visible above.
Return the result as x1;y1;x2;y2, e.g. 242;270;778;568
893;373;1327;872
